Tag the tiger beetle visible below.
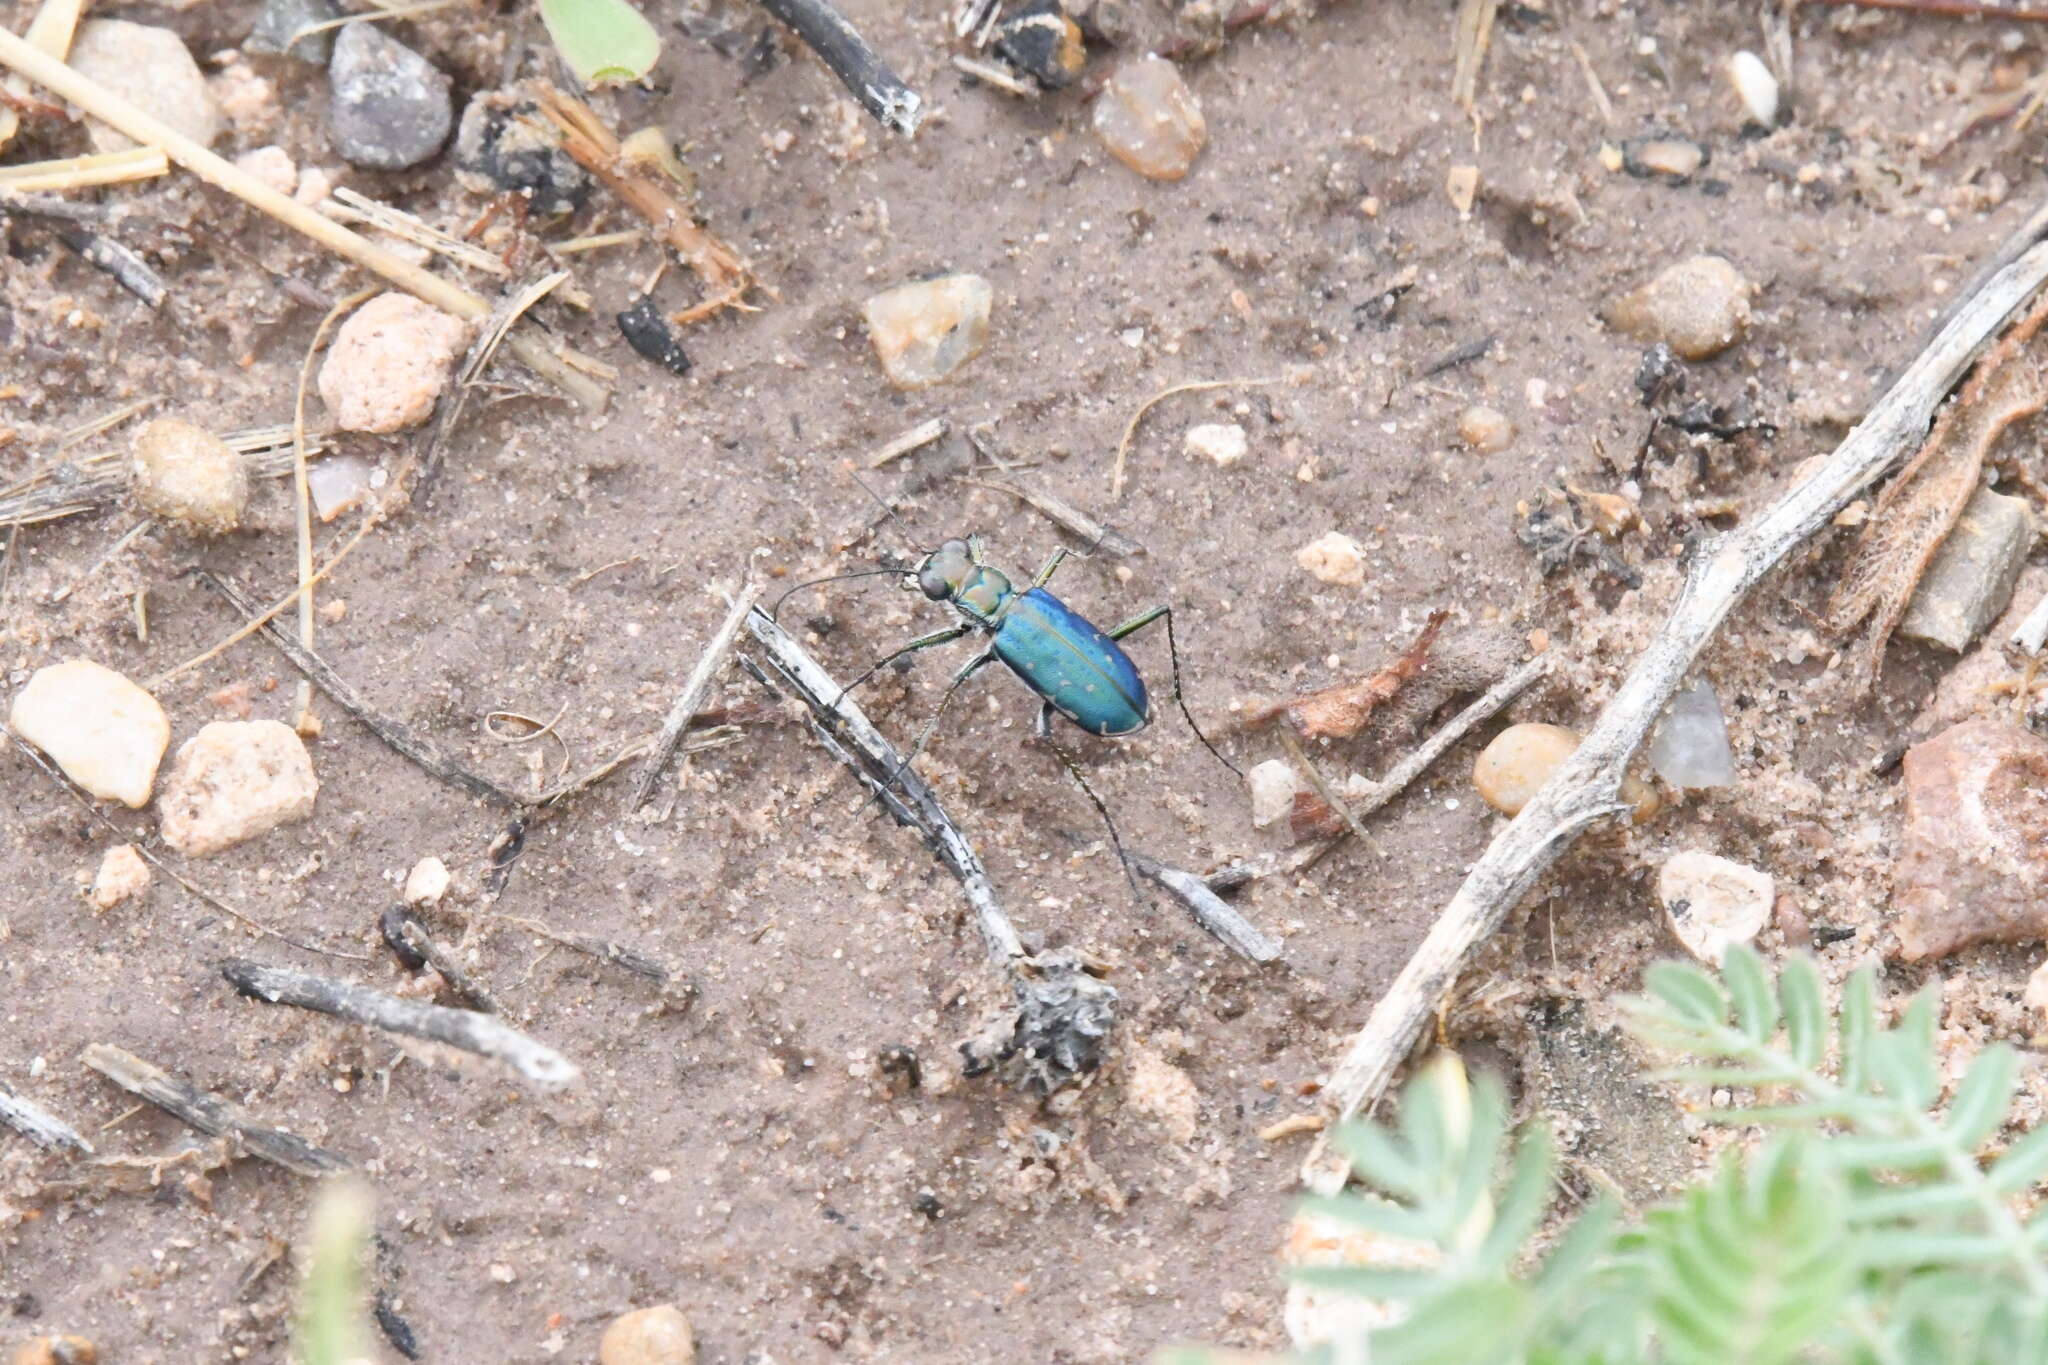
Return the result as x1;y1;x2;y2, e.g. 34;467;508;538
781;535;1236;886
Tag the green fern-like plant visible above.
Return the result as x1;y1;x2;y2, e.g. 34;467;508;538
1234;946;2048;1365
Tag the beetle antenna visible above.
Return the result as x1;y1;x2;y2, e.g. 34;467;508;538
848;469;926;557
766;567;905;621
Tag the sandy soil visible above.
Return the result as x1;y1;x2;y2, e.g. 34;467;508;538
5;1;2047;1360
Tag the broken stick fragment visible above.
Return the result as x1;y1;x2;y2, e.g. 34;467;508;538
81;1043;348;1177
0;1077;93;1154
750;0;924;133
221;960;581;1089
533;84;755;323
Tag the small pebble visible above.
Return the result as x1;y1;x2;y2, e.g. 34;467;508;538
327;23;453;170
861;274;993;389
1472;722;1657;822
1621;135;1707;183
1658;850;1773;964
1092;56;1204;181
404;855;450;906
132;418;249;535
247;0;344;64
8;1338;97;1365
1246;758;1302;829
1455;405;1514;453
1898;486;2036;653
317;292;469;433
1773;892;1811;950
1185;421;1248;467
233;145;299;197
1295;531;1365;587
157;720;320;857
994;0;1086;88
617;295;693;376
68;21;222;153
1727;51;1779;126
599;1305;695;1365
89;843;151;912
1647;679;1735;788
2025;958;2048;1016
454;90;591;215
1893;719;2048;960
1605;255;1753;360
9;660;170;808
1445;164;1479;217
306;453;375;521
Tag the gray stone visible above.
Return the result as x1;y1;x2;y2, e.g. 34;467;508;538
1648;679;1735;788
1900;486;2037;652
327;23;452;170
247;0;343;65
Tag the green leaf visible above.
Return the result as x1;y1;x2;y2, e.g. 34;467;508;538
1533;1197;1620;1295
1855;1230;2013;1268
1289;1263;1439;1300
1945;1046;2018;1151
1475;1123;1556;1273
1722;944;1777;1043
538;0;661;88
1367;1278;1537;1365
1333;1122;1427;1202
1447;1076;1509;1255
1778;955;1827;1071
1846;1181;1983;1224
1644;961;1730;1031
1989;1122;2048;1194
1294;1191;1437;1247
1839;965;1879;1093
1643;1141;1853;1365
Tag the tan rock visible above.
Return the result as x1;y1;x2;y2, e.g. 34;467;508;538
1092;56;1205;180
9;660;170;808
89;844;151;911
9;1337;98;1365
1473;722;1658;822
599;1305;694;1365
1456;405;1515;453
861;275;992;389
1605;255;1753;360
133;419;249;534
1657;851;1773;964
317;293;469;433
1296;531;1365;587
157;721;319;856
404;855;450;906
1893;719;2048;960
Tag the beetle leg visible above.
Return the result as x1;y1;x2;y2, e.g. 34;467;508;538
830;622;975;707
1105;605;1239;776
1028;546;1070;590
1035;700;1056;740
1039;732;1144;902
875;649;997;794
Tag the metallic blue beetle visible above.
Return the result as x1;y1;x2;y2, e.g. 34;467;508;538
850;536;1231;770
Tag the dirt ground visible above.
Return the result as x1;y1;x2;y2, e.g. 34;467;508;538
5;0;2048;1360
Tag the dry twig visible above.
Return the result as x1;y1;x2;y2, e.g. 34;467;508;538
630;580;762;811
221;960;581;1088
1111;376;1285;500
1307;237;2048;1188
0;1078;92;1153
82;1044;348;1177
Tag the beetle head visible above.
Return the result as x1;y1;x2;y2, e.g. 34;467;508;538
915;538;976;601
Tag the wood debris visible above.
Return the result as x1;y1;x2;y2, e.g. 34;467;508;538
533;83;754;324
1241;610;1448;739
1828;290;2048;689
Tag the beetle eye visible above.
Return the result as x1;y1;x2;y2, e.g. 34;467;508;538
917;565;950;600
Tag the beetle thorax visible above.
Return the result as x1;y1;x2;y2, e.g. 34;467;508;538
953;565;1012;619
